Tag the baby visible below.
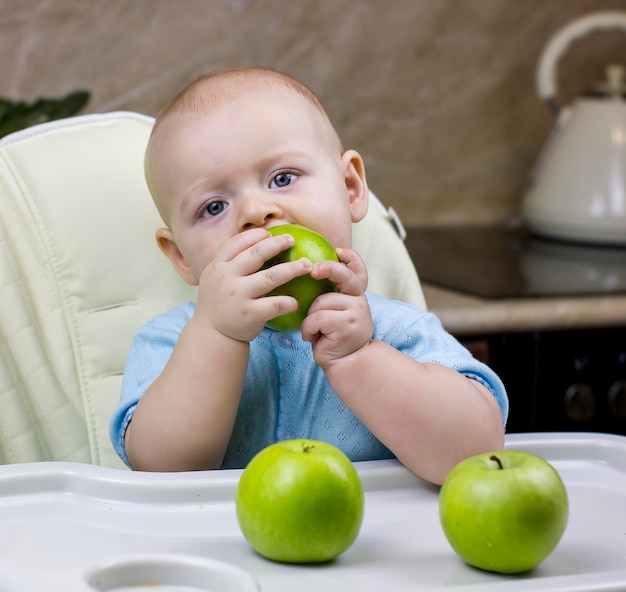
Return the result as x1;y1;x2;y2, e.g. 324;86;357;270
110;67;508;484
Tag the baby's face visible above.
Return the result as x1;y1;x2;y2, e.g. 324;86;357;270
147;87;365;283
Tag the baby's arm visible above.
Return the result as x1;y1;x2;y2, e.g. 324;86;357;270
124;315;249;471
325;344;504;485
124;229;312;471
301;248;505;485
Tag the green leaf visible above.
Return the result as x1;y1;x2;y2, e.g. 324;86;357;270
0;90;91;139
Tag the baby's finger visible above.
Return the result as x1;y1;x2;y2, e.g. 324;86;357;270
311;255;367;296
217;227;271;262
259;293;300;323
246;258;313;300
231;231;296;276
336;247;368;276
301;306;366;351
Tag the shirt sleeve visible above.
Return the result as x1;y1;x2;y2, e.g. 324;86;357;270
108;303;194;468
368;293;509;426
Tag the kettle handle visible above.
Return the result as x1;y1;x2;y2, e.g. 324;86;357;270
537;10;626;114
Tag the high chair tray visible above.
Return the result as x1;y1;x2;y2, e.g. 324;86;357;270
0;432;625;591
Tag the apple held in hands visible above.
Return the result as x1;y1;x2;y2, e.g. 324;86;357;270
263;224;339;331
439;450;568;574
235;439;364;563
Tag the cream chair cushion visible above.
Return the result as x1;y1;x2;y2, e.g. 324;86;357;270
0;112;424;468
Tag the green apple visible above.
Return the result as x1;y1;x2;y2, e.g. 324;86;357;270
263;224;339;331
235;439;364;563
439;450;568;574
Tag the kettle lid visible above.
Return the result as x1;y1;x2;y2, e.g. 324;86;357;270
584;64;626;99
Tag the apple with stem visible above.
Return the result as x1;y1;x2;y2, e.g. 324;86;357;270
235;439;364;563
439;450;568;574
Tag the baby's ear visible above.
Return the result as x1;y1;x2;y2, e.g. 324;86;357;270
155;228;200;286
342;149;368;223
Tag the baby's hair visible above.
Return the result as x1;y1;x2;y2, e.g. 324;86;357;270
152;67;339;148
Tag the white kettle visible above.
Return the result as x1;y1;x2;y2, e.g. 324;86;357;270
522;11;626;245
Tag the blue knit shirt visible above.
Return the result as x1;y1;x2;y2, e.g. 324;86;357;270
110;292;508;469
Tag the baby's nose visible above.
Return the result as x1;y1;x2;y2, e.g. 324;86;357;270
238;193;283;231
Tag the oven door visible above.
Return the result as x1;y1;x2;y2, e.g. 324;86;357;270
470;327;626;435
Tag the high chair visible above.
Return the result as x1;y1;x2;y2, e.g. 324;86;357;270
0;112;425;468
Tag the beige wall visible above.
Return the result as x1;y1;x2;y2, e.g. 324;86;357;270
3;0;626;226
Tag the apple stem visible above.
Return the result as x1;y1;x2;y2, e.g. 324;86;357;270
489;454;503;470
302;443;315;453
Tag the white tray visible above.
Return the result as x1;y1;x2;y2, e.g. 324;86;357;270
0;432;625;592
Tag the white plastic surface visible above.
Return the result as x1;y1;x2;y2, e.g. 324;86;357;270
0;432;625;591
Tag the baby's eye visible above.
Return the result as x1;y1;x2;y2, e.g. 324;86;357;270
202;200;228;217
270;171;296;189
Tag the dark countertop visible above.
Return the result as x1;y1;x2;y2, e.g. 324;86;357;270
404;226;626;336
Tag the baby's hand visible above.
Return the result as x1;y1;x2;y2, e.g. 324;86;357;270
194;229;313;343
300;247;373;368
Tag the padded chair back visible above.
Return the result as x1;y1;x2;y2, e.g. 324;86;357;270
0;112;424;468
